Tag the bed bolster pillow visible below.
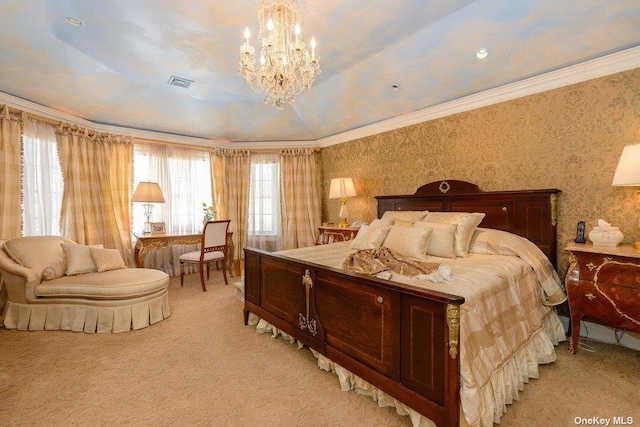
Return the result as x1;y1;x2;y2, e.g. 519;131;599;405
380;210;429;222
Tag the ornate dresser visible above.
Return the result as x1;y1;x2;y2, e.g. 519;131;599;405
565;242;640;354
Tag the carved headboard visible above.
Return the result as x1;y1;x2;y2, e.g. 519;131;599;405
375;180;561;267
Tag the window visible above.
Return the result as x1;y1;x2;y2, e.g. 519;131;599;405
22;119;63;236
133;144;212;235
248;154;280;239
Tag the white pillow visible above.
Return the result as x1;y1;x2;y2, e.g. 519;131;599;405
349;225;390;250
369;218;394;228
382;226;432;259
414;221;457;258
90;247;127;273
380;210;428;223
62;243;104;275
423;212;485;257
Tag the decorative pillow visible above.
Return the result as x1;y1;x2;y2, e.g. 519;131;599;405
90;248;127;273
380;210;428;223
349;225;390;250
62;243;104;275
369;218;394;228
382;226;432;259
393;219;414;228
423;212;485;257
414;221;458;258
42;267;60;281
3;236;70;281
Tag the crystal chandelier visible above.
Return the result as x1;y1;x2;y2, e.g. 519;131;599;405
239;0;320;110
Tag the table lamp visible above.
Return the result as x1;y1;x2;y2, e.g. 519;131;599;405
132;181;165;234
612;143;640;249
329;177;356;228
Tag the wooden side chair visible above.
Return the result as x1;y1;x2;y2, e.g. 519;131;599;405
179;220;230;291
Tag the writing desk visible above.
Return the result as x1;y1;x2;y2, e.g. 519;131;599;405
135;232;234;276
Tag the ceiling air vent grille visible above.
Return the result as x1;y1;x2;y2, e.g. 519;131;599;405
167;75;194;88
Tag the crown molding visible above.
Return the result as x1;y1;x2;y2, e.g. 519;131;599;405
316;46;640;148
0;91;228;148
2;46;639;150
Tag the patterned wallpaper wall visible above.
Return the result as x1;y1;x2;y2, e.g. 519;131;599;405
321;68;640;273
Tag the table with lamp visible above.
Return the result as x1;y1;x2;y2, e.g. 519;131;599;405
131;181;234;276
564;143;640;354
316;177;360;245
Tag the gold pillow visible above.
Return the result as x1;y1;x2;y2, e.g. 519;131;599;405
382;226;432;259
349;225;390;250
90;248;127;273
381;210;428;222
423;212;485;257
414;221;457;258
62;243;104;275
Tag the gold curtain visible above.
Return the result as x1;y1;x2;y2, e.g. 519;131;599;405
0;107;24;239
279;148;321;249
57;125;134;264
213;149;250;265
209;151;227;221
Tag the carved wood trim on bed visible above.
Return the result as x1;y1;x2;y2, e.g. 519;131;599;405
243;180;561;427
376;180;561;267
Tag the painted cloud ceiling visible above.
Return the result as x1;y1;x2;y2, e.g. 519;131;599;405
0;0;639;143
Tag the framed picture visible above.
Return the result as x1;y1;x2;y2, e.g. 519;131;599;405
150;222;166;234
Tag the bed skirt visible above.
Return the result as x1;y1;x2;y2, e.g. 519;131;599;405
2;291;171;333
247;307;566;427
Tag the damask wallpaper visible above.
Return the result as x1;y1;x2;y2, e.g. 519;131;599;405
321;68;640;274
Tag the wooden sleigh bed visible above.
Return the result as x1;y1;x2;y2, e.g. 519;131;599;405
243;180;562;427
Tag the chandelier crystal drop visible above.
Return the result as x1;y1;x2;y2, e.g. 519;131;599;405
239;0;320;110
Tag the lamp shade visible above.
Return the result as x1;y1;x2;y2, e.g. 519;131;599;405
132;182;165;203
612;143;640;186
329;178;356;199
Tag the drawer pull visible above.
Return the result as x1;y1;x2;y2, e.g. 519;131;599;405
377;296;383;304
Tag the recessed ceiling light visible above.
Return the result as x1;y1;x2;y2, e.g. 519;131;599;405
64;17;84;27
476;48;488;59
391;84;400;92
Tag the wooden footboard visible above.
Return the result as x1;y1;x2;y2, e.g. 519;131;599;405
244;248;464;426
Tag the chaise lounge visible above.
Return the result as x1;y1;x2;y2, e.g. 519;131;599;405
0;236;170;333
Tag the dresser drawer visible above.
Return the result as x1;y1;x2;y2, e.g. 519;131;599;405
594;260;640;290
568;279;640;324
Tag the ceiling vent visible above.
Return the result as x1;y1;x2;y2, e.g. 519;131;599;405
167;76;193;88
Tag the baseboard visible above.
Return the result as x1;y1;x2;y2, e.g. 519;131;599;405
559;315;640;351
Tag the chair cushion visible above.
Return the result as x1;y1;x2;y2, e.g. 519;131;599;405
35;268;169;300
179;250;224;262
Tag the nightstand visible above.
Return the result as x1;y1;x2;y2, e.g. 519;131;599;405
316;226;360;245
564;242;640;354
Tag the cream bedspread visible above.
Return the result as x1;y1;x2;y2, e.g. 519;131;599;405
262;230;567;427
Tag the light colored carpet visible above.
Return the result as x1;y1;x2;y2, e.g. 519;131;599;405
1;271;638;426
